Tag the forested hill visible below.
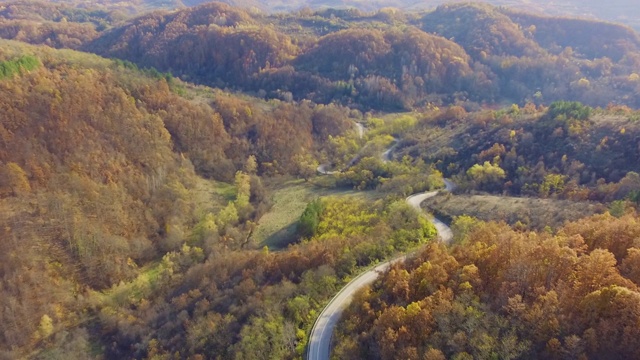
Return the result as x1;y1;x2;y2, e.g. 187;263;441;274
2;1;640;111
333;218;640;359
76;2;640;111
0;39;362;358
0;38;443;359
7;0;639;31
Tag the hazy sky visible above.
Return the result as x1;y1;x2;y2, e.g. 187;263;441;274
302;0;640;29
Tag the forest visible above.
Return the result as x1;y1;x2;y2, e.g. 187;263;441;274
2;1;640;359
0;39;439;359
334;215;640;359
2;2;640;110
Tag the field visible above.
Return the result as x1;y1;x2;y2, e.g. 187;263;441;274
423;192;606;230
253;178;376;249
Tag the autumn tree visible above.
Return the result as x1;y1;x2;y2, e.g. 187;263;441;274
0;162;31;195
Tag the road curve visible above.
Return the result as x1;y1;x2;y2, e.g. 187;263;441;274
316;164;338;175
306;257;405;360
405;179;455;244
307;179;454;360
380;138;398;162
317;121;365;175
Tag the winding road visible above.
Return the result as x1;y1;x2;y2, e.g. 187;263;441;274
406;179;455;244
307;179;455;360
317;121;365;175
381;138;398;162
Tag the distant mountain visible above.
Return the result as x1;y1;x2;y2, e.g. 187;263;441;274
77;2;640;110
269;0;640;30
1;1;640;110
10;0;638;30
0;0;640;30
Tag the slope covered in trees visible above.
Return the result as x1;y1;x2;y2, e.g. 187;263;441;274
397;102;640;202
89;196;437;359
84;2;298;88
0;40;374;358
334;214;640;359
421;3;546;59
0;37;446;360
9;0;640;32
0;1;122;48
0;41;210;354
503;8;640;61
420;3;640;107
2;2;640;109
325;101;640;359
81;2;640;109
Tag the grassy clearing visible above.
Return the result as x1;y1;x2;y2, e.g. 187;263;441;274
253;180;312;249
423;192;606;230
190;177;236;217
253;178;377;250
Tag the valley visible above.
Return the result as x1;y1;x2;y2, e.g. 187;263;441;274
1;1;640;359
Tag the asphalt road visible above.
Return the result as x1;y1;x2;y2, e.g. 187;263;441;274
307;179;455;360
354;122;364;139
405;179;455;244
306;257;405;360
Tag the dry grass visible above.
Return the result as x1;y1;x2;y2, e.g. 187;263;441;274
423;193;606;230
253;180;316;249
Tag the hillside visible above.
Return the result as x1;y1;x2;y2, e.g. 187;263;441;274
72;2;640;110
395;102;640;201
0;40;381;359
502;8;640;61
1;2;639;110
421;3;546;59
0;40;218;354
324;100;640;358
2;2;640;360
8;0;639;31
334;215;640;359
422;192;605;230
0;37;443;360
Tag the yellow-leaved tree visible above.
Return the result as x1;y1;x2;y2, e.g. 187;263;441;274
1;162;31;196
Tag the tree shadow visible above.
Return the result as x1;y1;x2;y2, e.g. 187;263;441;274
261;222;299;250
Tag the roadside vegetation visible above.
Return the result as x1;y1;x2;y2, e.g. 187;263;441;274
423;192;605;230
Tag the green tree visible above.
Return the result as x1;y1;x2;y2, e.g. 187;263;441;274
451;215;480;243
466;161;506;191
292;153;318;181
547;101;591;121
608;200;626;218
539;173;566;197
297;199;324;239
234;171;252;220
233;315;291;360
